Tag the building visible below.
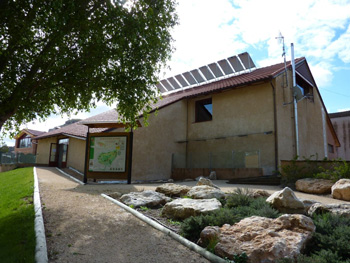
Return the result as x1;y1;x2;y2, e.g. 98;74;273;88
329;110;350;160
34;54;339;181
14;129;45;155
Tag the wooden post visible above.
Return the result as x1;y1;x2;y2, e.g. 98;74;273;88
83;127;90;184
127;128;133;184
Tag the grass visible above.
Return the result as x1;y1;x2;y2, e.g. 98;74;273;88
0;167;35;263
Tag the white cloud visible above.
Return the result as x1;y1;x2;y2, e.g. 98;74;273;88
337;108;350;112
309;62;333;87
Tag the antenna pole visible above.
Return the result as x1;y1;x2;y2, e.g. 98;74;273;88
291;43;299;158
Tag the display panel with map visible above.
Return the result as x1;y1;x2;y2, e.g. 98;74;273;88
88;136;127;172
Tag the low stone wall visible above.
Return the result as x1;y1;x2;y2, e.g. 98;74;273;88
171;168;263;180
0;164;17;173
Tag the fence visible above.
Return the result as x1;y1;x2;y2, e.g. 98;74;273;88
0;152;36;164
171;150;262;180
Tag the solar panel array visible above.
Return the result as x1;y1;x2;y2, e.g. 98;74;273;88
156;52;256;94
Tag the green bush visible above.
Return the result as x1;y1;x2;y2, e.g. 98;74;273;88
180;208;239;241
296;250;350;263
180;192;280;241
225;188;253;208
305;213;350;260
314;161;350;182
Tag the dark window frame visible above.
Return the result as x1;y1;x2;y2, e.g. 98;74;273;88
195;98;213;123
18;135;32;148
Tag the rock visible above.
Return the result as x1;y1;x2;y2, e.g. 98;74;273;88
155;183;191;197
332;179;350;201
266;187;305;213
167;178;174;183
196;177;219;189
108;192;122;199
209;171;217;180
308;203;350;218
162;198;222;220
198;214;315;263
187;185;225;199
295;178;334;194
248;190;271;199
301;199;320;213
195;176;204;181
120;190;171;208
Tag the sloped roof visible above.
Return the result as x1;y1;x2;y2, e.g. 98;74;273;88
152;57;305;111
35;109;119;140
15;128;45;139
329;110;350;119
35;58;305;140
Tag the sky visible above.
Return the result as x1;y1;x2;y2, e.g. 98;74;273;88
3;0;350;146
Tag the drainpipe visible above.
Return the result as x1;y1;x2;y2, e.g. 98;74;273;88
83;127;89;184
291;43;300;158
270;82;279;173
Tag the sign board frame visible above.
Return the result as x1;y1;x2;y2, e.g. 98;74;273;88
85;132;131;181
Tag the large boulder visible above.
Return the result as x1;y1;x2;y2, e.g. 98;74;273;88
187;185;225;200
248;190;271;199
162;198;222;220
155;183;191;197
198;214;315;263
332;179;350;201
266;187;305;214
295;178;333;194
196;177;219;189
308;203;350;218
120;190;171;208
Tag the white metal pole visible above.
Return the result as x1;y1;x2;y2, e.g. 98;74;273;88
291;43;299;158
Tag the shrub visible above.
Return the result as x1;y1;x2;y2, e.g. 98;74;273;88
180;195;280;241
180;208;239;241
313;161;350;182
225;188;254;208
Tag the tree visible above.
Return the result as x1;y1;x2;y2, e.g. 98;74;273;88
0;0;178;136
0;144;9;153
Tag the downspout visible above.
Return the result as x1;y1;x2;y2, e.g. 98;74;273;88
270;82;279;174
291;43;300;158
83;127;89;184
185;99;189;169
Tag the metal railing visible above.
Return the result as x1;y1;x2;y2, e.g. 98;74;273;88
0;152;36;164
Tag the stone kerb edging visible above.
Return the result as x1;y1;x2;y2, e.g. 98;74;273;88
101;194;228;263
33;167;48;263
55;167;85;185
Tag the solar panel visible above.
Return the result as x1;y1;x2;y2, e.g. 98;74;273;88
167;77;181;90
156;83;167;93
208;63;224;78
183;72;197;85
156;52;256;93
175;74;189;88
218;59;234;75
190;69;205;83
228;56;244;72
238;52;255;69
199;66;215;81
160;79;174;90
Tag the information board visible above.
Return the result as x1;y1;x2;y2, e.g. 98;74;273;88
88;136;127;172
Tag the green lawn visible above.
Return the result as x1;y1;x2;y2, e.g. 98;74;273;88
0;167;35;263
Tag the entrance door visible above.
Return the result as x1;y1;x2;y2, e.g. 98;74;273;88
58;144;68;168
49;143;58;167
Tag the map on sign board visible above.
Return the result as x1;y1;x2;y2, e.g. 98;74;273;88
88;136;127;172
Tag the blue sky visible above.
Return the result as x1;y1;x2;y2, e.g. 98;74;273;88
3;0;350;146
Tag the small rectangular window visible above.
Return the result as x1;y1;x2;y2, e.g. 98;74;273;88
328;144;334;153
195;98;212;122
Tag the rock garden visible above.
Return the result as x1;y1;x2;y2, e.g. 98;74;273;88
107;174;350;263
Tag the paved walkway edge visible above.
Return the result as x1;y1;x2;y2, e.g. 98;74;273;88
101;194;227;263
34;167;48;263
55;167;85;185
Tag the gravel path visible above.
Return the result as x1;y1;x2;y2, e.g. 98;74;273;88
37;167;210;263
37;167;349;263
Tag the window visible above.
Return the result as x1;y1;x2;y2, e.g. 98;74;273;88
195;98;212;122
18;135;32;148
328;144;334;154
